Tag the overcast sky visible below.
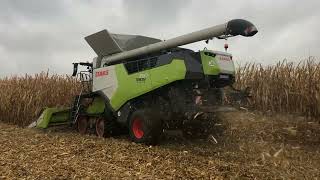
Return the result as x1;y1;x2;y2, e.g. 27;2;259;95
0;0;319;76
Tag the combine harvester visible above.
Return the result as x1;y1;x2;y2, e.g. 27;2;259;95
31;19;258;144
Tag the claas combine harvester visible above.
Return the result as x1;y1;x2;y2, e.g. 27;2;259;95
30;19;258;144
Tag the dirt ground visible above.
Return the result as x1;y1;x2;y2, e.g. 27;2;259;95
0;111;319;179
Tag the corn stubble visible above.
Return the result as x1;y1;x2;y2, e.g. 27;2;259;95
0;59;319;126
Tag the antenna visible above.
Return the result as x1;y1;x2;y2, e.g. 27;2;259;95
224;39;229;52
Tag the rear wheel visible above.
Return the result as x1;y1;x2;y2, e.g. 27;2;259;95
129;109;163;145
132;117;144;139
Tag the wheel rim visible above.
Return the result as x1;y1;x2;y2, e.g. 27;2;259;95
96;118;105;137
132;117;144;139
77;116;88;135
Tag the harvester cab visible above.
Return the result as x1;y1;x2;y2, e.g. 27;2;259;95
32;19;258;145
72;62;94;94
72;62;93;77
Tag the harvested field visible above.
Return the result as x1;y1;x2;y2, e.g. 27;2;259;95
1;111;319;179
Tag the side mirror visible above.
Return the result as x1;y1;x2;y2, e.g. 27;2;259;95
72;63;79;76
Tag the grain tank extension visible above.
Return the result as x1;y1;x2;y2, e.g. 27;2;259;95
32;19;258;144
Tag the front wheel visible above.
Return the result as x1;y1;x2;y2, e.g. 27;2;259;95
128;109;163;145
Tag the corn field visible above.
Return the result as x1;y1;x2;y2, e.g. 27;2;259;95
0;59;319;127
0;72;80;126
235;58;320;119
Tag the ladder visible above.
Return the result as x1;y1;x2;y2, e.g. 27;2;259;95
70;71;92;125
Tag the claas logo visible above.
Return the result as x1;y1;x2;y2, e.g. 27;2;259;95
95;70;108;77
219;56;231;61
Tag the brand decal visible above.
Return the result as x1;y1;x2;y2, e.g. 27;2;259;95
218;56;231;61
95;70;108;77
208;60;215;67
136;73;148;82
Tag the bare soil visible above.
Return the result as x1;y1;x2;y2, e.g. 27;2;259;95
0;111;319;179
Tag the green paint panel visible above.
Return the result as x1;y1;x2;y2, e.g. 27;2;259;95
149;60;186;89
200;51;220;75
110;65;152;110
110;59;186;110
86;97;105;114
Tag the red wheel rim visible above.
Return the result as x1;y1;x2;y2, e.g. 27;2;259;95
96;118;105;137
132;117;144;139
77;116;88;135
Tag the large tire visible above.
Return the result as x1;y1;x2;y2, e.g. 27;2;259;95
128;109;163;145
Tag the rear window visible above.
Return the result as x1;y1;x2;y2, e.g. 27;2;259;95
204;52;216;57
124;57;158;74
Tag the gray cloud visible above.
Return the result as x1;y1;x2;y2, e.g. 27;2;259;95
122;0;191;33
0;0;67;23
0;0;319;76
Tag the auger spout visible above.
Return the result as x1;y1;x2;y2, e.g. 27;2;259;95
106;19;257;64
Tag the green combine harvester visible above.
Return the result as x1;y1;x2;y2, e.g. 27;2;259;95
31;19;258;144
